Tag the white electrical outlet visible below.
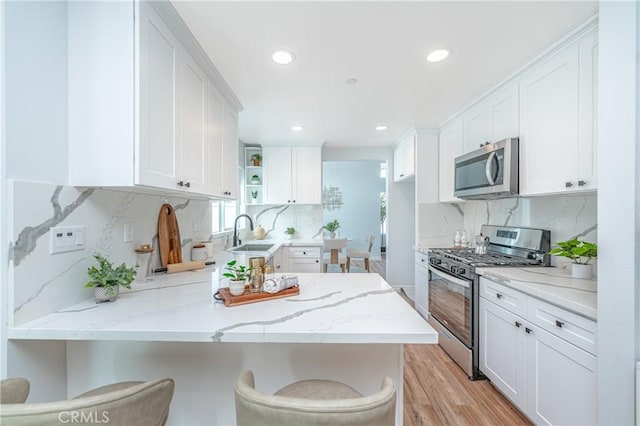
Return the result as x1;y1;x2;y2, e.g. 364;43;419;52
50;226;86;254
124;222;134;242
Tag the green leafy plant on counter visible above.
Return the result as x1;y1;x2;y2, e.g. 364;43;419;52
284;227;296;235
324;220;340;233
549;239;597;264
85;254;137;293
222;260;252;281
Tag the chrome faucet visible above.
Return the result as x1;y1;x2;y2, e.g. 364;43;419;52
233;214;254;247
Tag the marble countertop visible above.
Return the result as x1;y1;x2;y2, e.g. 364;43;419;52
8;270;437;344
476;267;597;320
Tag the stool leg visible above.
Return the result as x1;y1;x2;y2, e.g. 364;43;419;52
323;264;327;273
346;257;351;272
365;258;370;273
341;263;345;273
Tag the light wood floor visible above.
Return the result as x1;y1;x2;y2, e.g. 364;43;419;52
399;291;531;426
403;344;531;426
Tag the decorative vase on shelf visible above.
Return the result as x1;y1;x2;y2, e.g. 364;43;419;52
253;225;266;240
571;263;593;279
251;175;261;185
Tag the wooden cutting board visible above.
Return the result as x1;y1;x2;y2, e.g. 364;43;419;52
216;286;300;307
158;203;182;267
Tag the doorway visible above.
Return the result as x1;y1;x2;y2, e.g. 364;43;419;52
322;160;387;277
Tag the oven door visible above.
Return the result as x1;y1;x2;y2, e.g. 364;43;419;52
428;265;473;348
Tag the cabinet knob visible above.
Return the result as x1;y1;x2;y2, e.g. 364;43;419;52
288;200;291;203
315;260;319;263
479;144;484;148
514;321;522;328
399;174;404;177
578;180;586;186
525;327;533;334
293;200;296;203
496;293;503;299
555;320;565;328
185;182;191;188
565;181;573;188
177;180;184;187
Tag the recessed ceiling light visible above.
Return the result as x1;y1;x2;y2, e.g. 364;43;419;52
291;125;304;132
375;125;388;131
427;49;450;63
346;78;358;85
272;49;296;65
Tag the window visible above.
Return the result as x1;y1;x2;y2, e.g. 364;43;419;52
211;200;238;234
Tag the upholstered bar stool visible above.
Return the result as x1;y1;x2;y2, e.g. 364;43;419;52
0;377;174;426
235;370;396;426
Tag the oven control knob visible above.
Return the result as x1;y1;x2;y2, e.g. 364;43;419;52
459;268;466;275
451;266;459;274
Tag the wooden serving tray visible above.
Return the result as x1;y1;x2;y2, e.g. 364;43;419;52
216;286;300;307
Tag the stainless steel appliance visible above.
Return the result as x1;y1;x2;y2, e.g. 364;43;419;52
427;225;550;380
454;138;518;199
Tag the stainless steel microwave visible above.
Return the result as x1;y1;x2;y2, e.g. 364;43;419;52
453;138;519;200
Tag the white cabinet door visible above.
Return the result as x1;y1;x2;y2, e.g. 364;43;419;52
520;30;598;197
292;147;322;204
489;83;519;142
479;298;527;408
180;53;208;194
138;1;181;190
438;119;463;203
393;134;416;182
207;81;225;197
222;108;239;199
263;147;292;204
462;105;490;154
525;324;597;426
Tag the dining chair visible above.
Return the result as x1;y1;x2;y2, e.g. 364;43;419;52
0;377;174;426
347;234;375;272
235;370;396;426
322;237;348;272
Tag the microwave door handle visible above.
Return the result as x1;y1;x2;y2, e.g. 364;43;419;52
428;266;471;288
485;151;497;185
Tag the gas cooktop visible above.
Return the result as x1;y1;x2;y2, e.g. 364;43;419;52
428;248;544;267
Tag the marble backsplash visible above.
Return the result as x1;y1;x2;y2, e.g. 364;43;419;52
8;180;214;326
245;204;324;240
417;202;465;248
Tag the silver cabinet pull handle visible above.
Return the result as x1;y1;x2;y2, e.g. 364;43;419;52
515;321;522;328
565;181;573;188
525;327;533;334
555;320;564;328
496;293;503;299
578;180;586;186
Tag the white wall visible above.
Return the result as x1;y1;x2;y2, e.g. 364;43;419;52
323;161;385;257
0;0;7;378
5;0;68;184
322;147;414;288
597;2;640;424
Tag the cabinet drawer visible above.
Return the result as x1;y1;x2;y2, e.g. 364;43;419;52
480;277;527;318
527;297;597;355
287;247;321;258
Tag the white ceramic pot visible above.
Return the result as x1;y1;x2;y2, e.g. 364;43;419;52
571;263;593;279
95;286;119;302
228;280;247;296
328;232;335;239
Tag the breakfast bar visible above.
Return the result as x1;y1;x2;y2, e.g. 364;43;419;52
9;270;437;425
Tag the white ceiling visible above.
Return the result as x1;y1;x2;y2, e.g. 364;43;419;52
172;1;598;148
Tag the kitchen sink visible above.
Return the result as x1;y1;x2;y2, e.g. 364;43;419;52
229;243;274;252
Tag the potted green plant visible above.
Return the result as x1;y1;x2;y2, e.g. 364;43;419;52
251;153;262;166
85;254;138;302
324;220;340;238
250;190;258;203
222;260;252;296
251;174;261;184
284;227;296;240
549;239;597;279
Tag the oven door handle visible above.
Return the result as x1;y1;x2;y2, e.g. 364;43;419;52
428;266;471;288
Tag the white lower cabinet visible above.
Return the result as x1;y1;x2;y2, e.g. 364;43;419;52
285;247;322;273
479;278;596;425
414;252;429;319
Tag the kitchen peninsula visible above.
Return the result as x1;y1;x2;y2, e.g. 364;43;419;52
9;271;436;425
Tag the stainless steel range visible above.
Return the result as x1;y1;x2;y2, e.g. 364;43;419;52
427;225;550;380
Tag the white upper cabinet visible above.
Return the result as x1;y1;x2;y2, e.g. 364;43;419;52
67;1;241;198
519;29;598;196
393;132;416;182
263;146;321;205
438;119;463;203
462;83;518;154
